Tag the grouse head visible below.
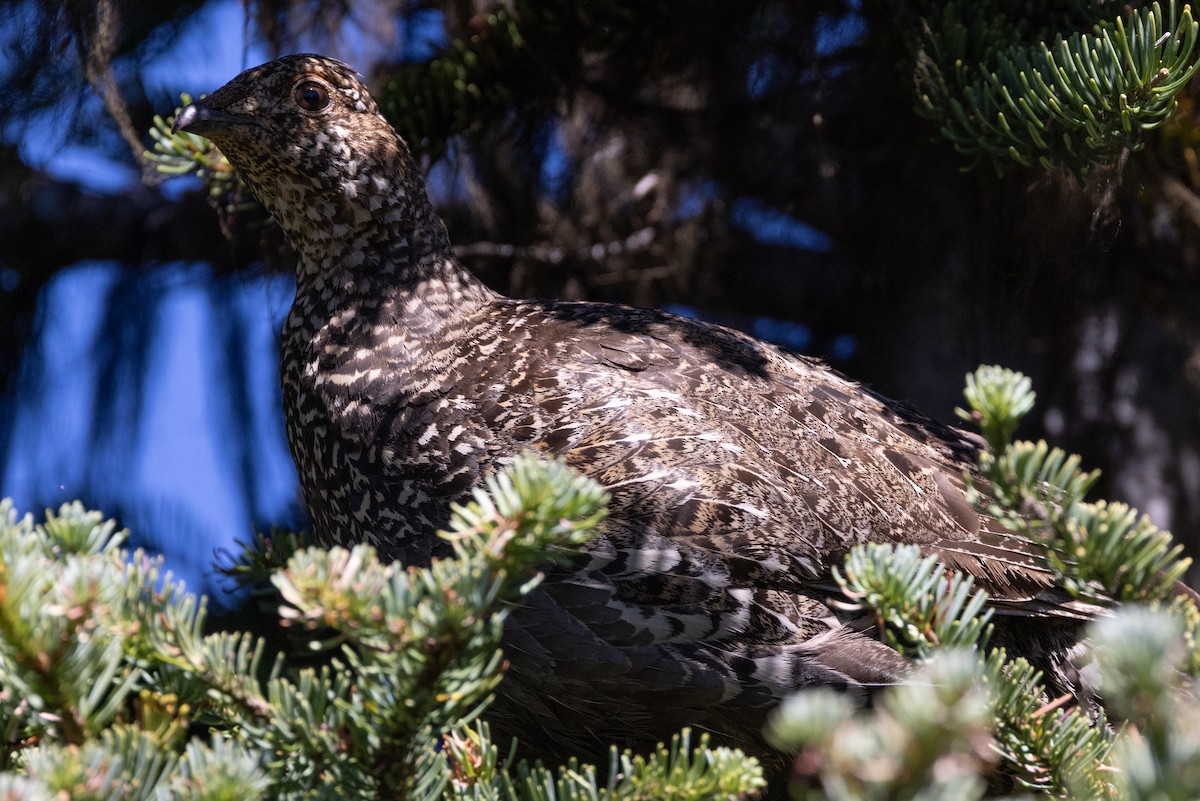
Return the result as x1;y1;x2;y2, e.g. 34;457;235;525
173;54;446;266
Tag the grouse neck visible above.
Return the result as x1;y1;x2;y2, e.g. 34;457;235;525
288;204;491;314
218;122;491;310
272;176;476;304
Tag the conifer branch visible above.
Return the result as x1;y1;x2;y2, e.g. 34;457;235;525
821;540;1114;797
833;543;993;658
958;365;1193;603
912;2;1200;175
145;95;240;199
0;456;763;799
766;364;1200;798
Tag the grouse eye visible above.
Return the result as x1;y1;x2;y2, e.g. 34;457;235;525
294;81;330;112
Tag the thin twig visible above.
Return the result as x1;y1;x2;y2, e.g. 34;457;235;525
453;226;657;265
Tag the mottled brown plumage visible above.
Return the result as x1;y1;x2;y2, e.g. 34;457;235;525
175;55;1103;764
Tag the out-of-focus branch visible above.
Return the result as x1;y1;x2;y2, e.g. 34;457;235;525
66;0;149;174
453;225;656;265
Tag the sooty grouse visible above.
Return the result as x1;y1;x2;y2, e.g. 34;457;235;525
175;54;1112;763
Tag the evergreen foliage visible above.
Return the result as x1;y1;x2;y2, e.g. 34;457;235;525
818;542;1114;798
768;366;1200;799
956;365;1193;604
0;455;763;800
909;1;1200;175
145;97;243;207
832;543;993;658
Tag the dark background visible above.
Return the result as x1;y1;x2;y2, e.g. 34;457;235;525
3;0;1200;605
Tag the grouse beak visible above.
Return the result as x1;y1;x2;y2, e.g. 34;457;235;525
172;100;243;137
